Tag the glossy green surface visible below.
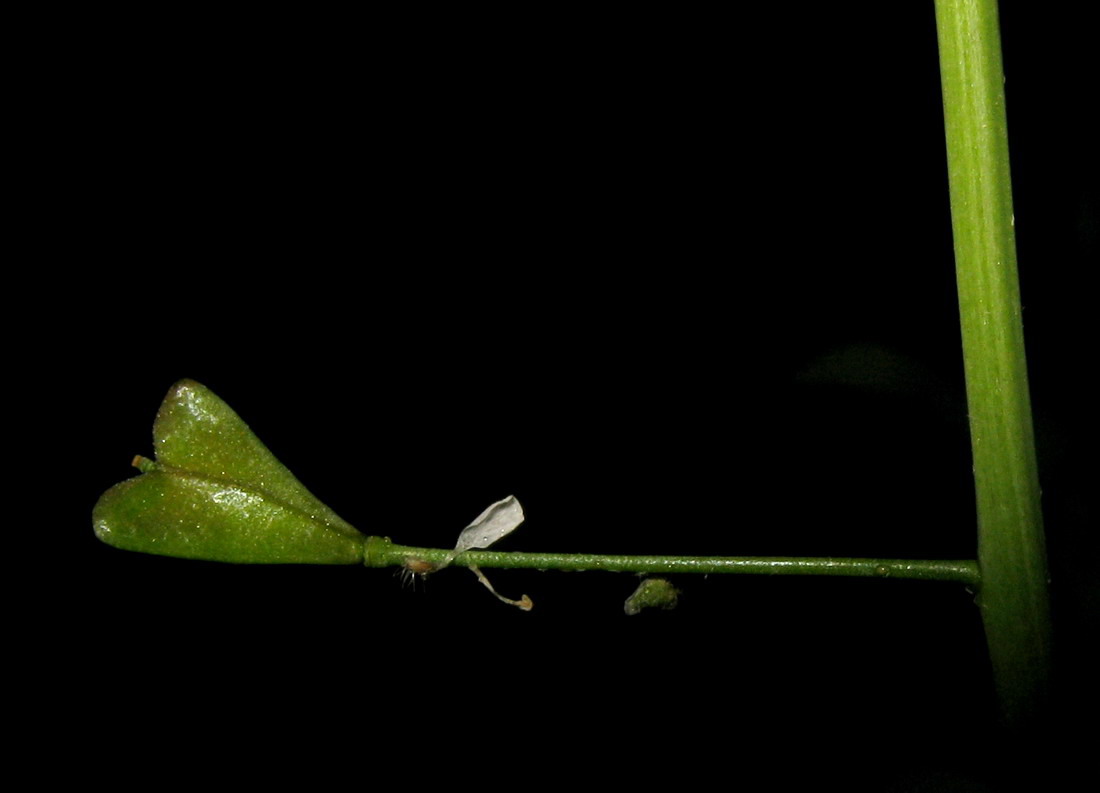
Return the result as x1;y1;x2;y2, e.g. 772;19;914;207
936;0;1051;725
93;380;366;564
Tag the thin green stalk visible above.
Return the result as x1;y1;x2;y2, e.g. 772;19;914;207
364;537;980;585
934;0;1051;725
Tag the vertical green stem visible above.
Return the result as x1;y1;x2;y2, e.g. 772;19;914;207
934;0;1051;726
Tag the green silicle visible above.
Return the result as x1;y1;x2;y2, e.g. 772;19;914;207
93;380;367;565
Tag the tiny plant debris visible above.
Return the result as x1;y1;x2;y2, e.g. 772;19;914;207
624;578;679;615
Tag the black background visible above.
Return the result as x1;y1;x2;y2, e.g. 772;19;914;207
38;1;1095;788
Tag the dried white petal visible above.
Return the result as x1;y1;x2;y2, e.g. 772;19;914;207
436;497;534;611
437;495;525;570
455;495;524;554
